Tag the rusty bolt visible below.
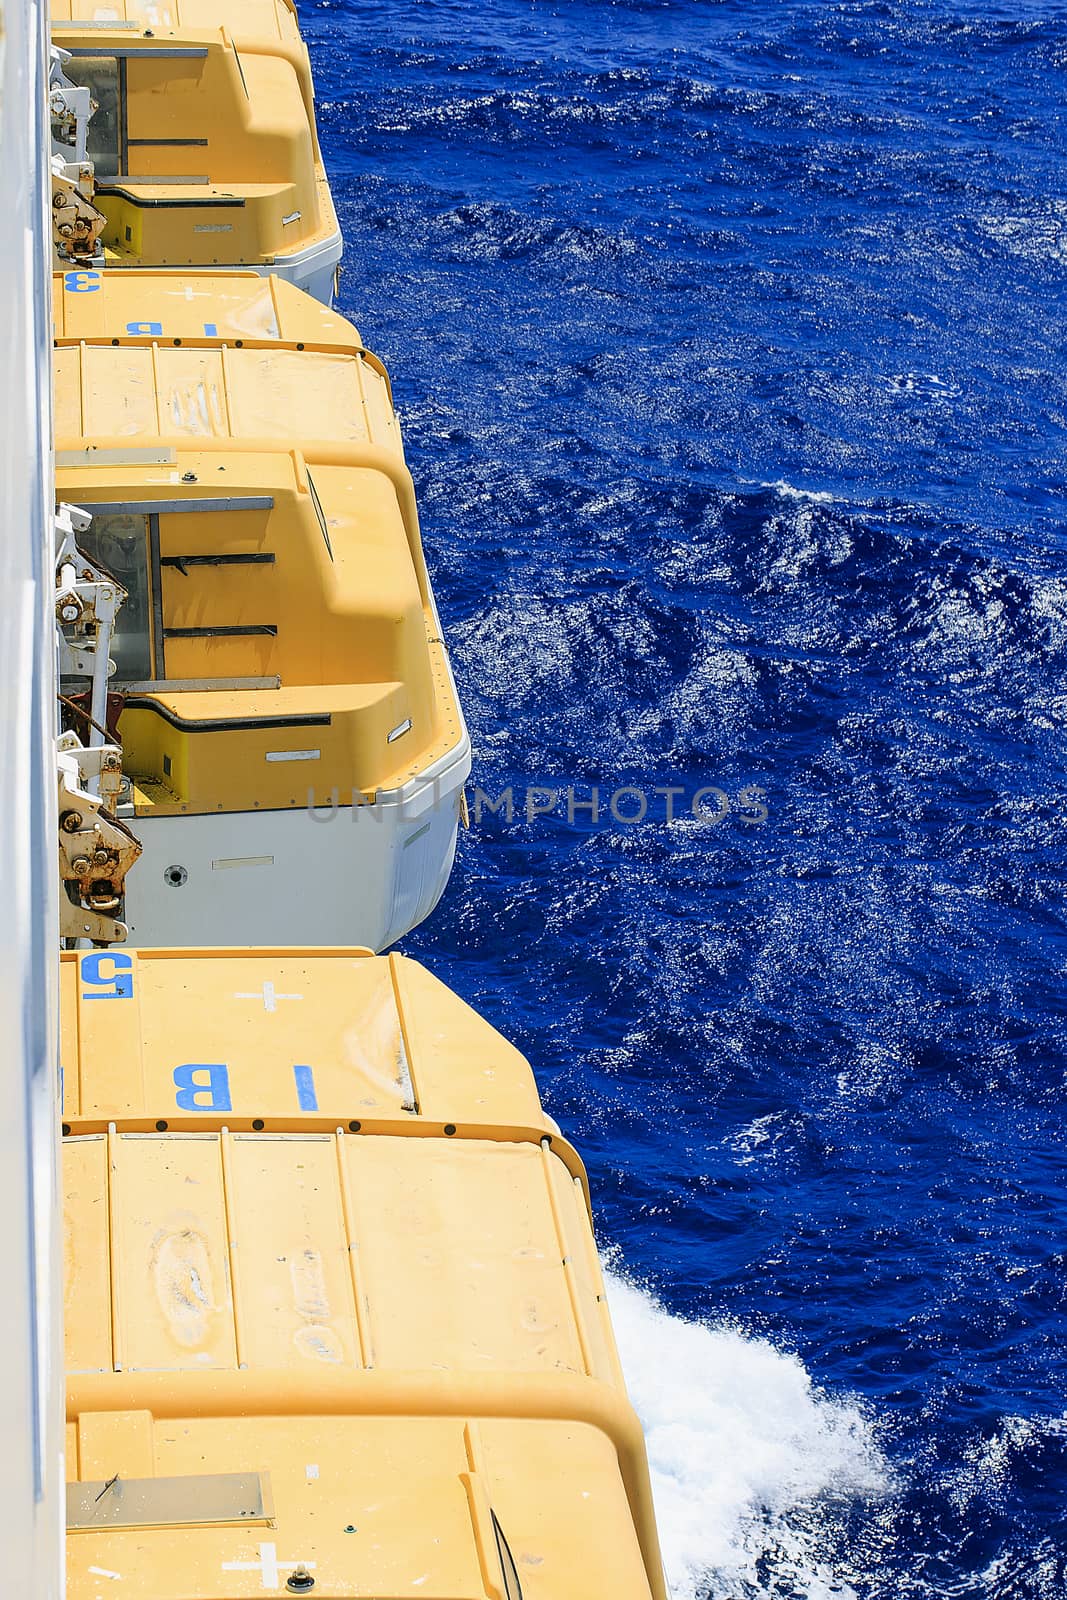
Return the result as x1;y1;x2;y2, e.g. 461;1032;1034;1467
70;856;91;875
60;810;82;833
91;847;113;866
58;601;81;622
102;753;121;771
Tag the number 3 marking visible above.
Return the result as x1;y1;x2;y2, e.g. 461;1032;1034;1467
64;270;101;293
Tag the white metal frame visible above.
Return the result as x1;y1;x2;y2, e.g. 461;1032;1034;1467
0;0;64;1590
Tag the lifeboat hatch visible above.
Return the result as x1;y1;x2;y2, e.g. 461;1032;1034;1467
67;1469;273;1531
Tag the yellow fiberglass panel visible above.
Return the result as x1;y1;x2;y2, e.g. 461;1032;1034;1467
154;501;279;658
238;51;318;184
59;951;569;1133
53;1;300;52
343;1135;590;1376
480;1418;657;1600
59;954;80;1116
161;622;279;681
77;1409;156;1480
313;467;434;678
62;1136;113;1374
177;0;294;36
224;1132;362;1371
68;1416;488;1600
389;954;546;1128
122;51;214;143
77;345;159;437
153;347;229;436
223;348;369;440
51;271;362;347
109;1131;236;1371
67;949;146;1118
52;347;83;441
158;576;278;655
545;1150;625;1387
133;953;412;1120
361;360;404;455
135;275;283;342
55;1;172;24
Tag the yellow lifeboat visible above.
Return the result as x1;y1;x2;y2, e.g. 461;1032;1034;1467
51;0;342;301
61;945;668;1600
54;268;470;950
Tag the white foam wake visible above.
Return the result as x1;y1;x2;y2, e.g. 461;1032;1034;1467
604;1269;892;1600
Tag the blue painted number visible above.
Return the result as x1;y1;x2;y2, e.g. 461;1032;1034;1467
81;951;133;1000
64;270;101;293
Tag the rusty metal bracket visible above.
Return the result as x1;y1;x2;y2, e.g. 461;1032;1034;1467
58;741;142;944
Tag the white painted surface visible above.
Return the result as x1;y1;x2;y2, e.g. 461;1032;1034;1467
0;0;64;1591
271;225;344;305
123;733;471;950
105;226;345;306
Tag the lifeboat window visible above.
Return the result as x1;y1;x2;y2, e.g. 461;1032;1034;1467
306;471;333;560
491;1511;523;1600
76;511;158;682
232;43;250;100
61;56;124;175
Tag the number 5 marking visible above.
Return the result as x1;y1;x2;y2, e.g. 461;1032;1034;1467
81;951;134;999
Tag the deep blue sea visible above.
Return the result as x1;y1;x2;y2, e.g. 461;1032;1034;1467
301;1;1067;1593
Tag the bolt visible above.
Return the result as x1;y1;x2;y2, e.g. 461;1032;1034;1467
92;847;112;866
181;471;197;483
60;810;82;834
59;602;80;622
103;754;121;771
70;856;90;875
286;1568;315;1593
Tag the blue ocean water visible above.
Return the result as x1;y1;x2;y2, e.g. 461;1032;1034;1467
302;1;1067;1593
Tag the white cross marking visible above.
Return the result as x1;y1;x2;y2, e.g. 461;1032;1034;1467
221;1542;316;1590
234;980;303;1013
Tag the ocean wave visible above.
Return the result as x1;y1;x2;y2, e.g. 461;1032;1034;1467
606;1268;892;1600
307;0;1067;1587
